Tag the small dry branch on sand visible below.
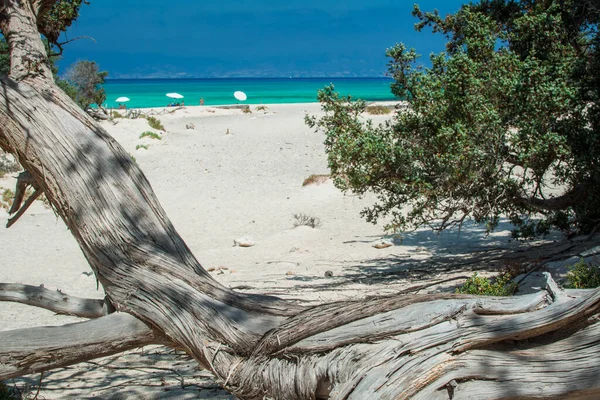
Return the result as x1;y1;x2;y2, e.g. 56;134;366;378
0;2;599;399
302;174;329;186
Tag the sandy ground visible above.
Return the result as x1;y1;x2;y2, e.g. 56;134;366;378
0;102;591;399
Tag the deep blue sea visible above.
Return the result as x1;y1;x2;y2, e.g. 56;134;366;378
103;77;396;109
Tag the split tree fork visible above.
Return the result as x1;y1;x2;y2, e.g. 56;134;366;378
0;1;600;399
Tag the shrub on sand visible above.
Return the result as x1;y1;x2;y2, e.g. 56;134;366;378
256;105;268;112
293;213;321;228
565;258;600;289
139;131;162;140
1;188;14;210
365;105;392;115
302;174;329;186
146;116;165;131
0;152;20;178
136;144;149;150
456;272;517;296
242;106;252;114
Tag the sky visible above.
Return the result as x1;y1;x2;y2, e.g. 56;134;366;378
59;0;466;79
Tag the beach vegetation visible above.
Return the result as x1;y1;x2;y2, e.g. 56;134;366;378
64;60;108;109
565;258;600;289
293;213;321;228
307;0;600;238
136;144;149;150
139;131;162;140
456;272;517;296
1;188;14;210
0;152;20;178
256;105;268;112
302;174;329;186
242;106;252;114
111;110;123;119
146;116;165;131
365;105;392;115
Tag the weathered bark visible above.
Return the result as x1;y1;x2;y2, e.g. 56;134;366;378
0;313;163;379
0;283;107;317
0;1;599;399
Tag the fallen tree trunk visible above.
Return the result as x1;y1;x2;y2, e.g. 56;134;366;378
0;1;599;399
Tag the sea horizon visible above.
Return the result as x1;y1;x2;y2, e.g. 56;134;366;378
103;77;396;109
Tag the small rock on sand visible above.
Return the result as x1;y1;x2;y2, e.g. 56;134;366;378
372;239;394;249
234;237;255;247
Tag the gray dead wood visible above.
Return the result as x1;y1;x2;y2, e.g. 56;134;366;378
0;313;163;380
0;2;599;399
0;283;107;318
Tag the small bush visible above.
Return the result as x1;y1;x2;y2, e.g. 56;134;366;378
456;272;517;296
146;116;165;131
242;106;252;114
565;258;600;289
293;213;321;228
0;152;20;178
139;131;162;140
136;144;149;150
365;105;392;115
302;174;329;186
111;110;123;119
256;105;268;111
1;188;14;210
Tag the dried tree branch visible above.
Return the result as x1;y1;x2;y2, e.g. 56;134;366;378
0;313;166;380
0;283;108;318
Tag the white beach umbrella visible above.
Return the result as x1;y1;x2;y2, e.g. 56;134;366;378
234;91;247;101
115;97;130;102
166;93;184;99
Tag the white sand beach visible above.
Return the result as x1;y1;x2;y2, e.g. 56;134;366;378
0;102;585;398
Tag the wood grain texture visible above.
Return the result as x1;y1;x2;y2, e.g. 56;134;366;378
0;283;107;318
0;313;163;380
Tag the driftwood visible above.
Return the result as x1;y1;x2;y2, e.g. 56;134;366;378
0;283;108;318
0;1;599;399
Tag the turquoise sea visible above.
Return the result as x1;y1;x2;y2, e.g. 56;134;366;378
103;78;395;109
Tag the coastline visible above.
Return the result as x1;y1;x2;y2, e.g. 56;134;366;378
103;77;396;109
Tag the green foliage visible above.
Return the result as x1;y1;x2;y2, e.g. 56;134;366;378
1;188;14;210
307;0;600;236
37;0;90;47
146;116;165;131
64;60;107;109
565;258;600;289
456;272;517;296
242;106;252;114
0;39;9;76
139;131;162;140
111;110;123;119
365;105;392;115
256;105;268;111
136;144;149;150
